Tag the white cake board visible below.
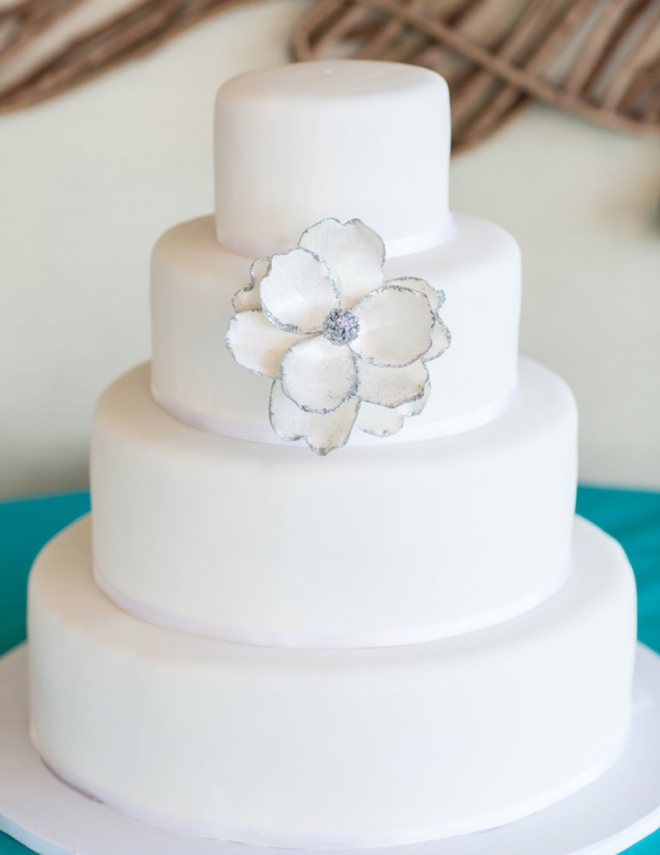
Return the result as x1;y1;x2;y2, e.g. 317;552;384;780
2;644;660;855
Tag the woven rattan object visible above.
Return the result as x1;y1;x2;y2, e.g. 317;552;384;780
1;0;660;150
293;0;660;150
0;0;247;114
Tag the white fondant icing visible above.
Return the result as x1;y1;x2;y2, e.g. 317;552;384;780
150;213;521;440
28;515;636;845
9;644;660;855
214;61;451;253
150;380;516;445
92;557;571;649
90;358;576;643
32;725;626;849
215;215;458;260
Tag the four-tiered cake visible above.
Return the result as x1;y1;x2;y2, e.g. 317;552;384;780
27;60;637;848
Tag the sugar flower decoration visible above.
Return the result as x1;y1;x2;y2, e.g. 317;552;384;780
226;218;450;455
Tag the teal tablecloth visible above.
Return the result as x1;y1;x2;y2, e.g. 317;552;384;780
2;486;660;854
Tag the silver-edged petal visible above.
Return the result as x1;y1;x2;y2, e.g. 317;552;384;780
270;381;360;454
281;335;358;414
260;247;340;334
226;310;303;378
356;402;405;437
398;380;431;416
307;398;360;455
385;277;445;312
269;380;308;441
232;256;270;313
426;316;451;361
357;358;429;408
351;285;435;367
299;218;385;308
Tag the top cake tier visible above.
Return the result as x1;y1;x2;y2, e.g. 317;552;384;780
214;61;451;257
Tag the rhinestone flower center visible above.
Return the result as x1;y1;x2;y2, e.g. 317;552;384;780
322;308;360;346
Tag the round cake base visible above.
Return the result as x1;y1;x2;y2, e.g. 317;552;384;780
1;643;660;855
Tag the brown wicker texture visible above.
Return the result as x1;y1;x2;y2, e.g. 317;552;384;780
292;0;660;151
1;0;660;151
0;0;250;114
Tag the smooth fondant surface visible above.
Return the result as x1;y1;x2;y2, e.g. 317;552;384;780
4;643;660;854
214;61;451;255
90;357;577;644
28;515;636;846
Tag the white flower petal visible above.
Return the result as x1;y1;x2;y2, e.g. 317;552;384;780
270;381;360;454
351;286;435;367
226;310;302;378
357;402;404;437
386;277;445;312
426;317;451;361
232;290;259;314
357;358;428;408
398;381;431;416
299;218;384;308
260;247;340;334
269;380;308;441
232;256;270;312
307;398;360;455
281;335;358;414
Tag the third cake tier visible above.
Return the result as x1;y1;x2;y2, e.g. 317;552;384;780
91;356;577;646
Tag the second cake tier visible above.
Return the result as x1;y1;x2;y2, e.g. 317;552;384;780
90;356;577;646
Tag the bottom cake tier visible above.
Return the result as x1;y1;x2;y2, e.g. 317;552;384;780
28;515;636;849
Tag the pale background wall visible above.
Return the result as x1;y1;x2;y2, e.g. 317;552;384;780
1;0;659;497
452;113;660;488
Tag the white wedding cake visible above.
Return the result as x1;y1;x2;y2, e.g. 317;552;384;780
27;60;637;848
